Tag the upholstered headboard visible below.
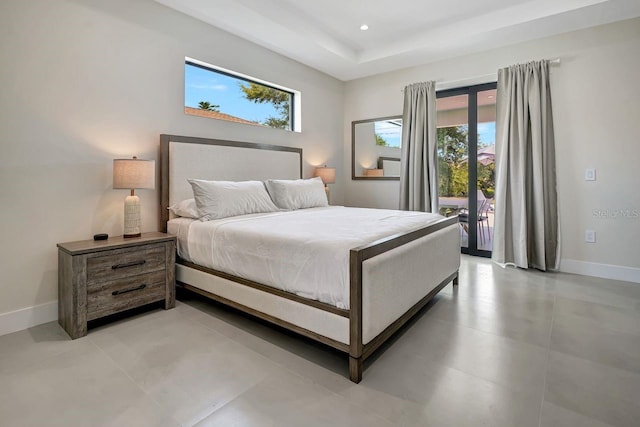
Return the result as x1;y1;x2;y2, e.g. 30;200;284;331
159;134;302;231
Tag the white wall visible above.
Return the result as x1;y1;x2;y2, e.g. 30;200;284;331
344;18;640;276
0;0;344;331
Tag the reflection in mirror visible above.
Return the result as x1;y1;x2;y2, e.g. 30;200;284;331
352;116;402;180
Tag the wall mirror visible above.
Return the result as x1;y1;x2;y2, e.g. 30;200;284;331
352;116;402;180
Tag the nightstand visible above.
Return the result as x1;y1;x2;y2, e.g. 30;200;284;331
57;232;176;339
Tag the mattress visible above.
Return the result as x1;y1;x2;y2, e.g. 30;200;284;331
167;206;445;309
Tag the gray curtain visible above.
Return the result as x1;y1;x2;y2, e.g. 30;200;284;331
493;60;559;270
399;81;438;212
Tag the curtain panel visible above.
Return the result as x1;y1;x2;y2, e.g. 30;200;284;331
493;60;559;270
399;81;438;213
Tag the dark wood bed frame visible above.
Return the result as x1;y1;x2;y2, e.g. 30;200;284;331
160;134;459;383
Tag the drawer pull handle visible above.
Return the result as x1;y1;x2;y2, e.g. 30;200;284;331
112;260;146;270
112;284;147;296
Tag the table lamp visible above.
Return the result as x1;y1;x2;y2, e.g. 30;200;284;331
314;165;335;203
113;156;155;238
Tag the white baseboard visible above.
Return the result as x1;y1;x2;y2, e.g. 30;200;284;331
0;301;58;337
560;259;640;283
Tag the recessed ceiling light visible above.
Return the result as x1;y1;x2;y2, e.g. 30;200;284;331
360;24;369;31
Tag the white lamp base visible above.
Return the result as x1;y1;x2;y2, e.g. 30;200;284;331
123;195;141;238
324;185;331;205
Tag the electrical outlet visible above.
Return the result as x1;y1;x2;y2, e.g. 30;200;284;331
585;168;596;181
585;230;596;243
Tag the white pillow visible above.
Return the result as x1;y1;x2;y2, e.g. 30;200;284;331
168;198;198;219
264;177;329;210
188;179;279;221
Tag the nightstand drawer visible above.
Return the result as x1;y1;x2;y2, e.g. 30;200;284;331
86;243;166;284
87;270;167;321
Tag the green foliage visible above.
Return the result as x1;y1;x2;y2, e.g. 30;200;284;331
438;126;468;197
375;133;388;146
263;117;290;129
239;82;291;130
437;125;495;198
477;163;495;198
439;160;469;197
437;126;468;164
198;101;219;111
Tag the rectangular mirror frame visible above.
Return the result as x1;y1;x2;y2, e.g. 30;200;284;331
351;116;402;181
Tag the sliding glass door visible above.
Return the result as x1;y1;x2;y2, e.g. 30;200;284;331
436;83;497;257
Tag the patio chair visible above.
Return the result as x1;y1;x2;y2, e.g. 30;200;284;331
458;198;489;244
479;197;493;241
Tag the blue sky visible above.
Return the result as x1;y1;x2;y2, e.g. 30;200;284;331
375;121;402;147
375;120;495;149
185;64;280;123
478;122;496;146
186;62;496;146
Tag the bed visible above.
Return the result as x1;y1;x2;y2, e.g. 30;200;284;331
160;134;460;383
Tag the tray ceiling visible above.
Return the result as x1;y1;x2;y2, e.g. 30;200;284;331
155;0;640;80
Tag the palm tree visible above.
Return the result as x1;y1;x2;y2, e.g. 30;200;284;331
198;101;220;112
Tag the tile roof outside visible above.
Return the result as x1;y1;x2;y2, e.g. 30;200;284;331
184;107;261;126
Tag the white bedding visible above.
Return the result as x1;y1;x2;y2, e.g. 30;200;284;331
167;206;445;309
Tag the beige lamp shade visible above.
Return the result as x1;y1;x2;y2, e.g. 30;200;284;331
113;157;155;189
113;157;154;238
314;166;336;185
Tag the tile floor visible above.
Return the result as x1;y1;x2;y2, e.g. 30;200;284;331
1;256;639;426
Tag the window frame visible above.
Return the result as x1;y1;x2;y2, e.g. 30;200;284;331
436;81;497;258
185;57;301;132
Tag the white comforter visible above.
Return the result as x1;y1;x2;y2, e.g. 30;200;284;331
169;206;444;309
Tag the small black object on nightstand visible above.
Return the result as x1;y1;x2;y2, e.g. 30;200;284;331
93;233;108;241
